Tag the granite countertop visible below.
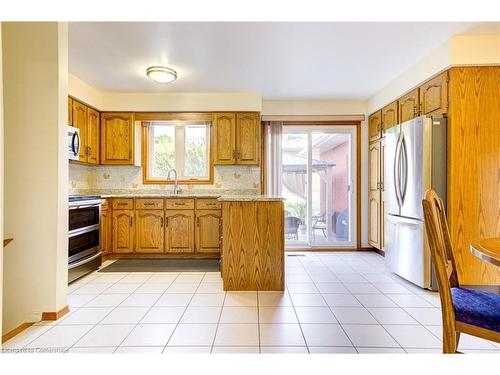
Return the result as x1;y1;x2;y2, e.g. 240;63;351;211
76;193;284;201
217;195;285;202
100;193;221;198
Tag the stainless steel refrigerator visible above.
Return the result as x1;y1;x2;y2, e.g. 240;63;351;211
384;115;447;289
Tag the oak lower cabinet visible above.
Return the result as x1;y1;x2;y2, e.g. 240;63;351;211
112;210;135;253
135;210;164;253
165;210;195;253
196;210;221;253
108;198;222;257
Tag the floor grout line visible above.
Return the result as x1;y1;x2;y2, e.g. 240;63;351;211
161;272;205;353
12;254;499;353
209;289;227;353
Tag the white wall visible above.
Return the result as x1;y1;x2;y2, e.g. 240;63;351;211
68;77;262;112
368;40;452;113
102;92;262;112
262;100;367;117
2;22;68;333
68;73;104;109
368;34;500;113
451;35;500;65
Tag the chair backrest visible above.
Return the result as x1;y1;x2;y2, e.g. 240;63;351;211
422;189;460;325
285;216;302;230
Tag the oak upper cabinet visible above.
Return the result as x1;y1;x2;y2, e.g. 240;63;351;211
196;210;221;253
68;97;73;125
236;112;260;165
368;140;382;249
214;113;236;164
368;110;382;142
214;112;260;165
101;112;135;165
381;101;398;132
419;71;448;115
72;100;88;162
112;210;135;253
135;210;164;253
165;210;195;253
87;107;100;164
100;201;110;256
399;88;419;123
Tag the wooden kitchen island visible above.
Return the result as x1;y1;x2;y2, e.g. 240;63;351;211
220;196;285;291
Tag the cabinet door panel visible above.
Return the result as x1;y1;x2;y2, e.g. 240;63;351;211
87;107;100;164
165;210;194;253
420;72;448;115
368;141;381;249
72;100;88;162
112;210;134;253
214;113;236;164
236;113;260;165
399;88;419;123
100;208;110;255
68;97;73;126
368;191;381;248
368;110;382;142
101;113;134;164
380;139;386;251
196;210;221;253
135;210;164;253
381;101;398;132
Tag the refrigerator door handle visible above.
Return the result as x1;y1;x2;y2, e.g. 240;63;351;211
400;134;408;205
393;133;403;207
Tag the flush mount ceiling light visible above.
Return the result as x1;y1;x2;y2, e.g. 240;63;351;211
146;66;177;83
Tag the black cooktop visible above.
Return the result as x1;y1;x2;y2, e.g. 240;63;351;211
69;195;102;202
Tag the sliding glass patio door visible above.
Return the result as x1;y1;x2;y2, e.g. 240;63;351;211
282;125;356;248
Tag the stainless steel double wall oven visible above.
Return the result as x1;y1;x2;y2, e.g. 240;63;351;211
68;196;102;283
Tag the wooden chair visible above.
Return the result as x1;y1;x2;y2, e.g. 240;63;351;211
422;189;500;353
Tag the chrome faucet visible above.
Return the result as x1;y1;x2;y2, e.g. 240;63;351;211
167;168;180;194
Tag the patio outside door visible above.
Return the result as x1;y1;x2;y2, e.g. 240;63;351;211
282;126;356;248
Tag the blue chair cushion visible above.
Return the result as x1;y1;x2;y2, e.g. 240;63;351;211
451;287;500;333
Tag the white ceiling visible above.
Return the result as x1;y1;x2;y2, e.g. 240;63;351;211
69;22;484;99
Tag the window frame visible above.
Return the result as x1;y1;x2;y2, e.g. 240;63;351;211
141;113;214;185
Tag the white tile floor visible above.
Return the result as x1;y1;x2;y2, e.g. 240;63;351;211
3;251;500;354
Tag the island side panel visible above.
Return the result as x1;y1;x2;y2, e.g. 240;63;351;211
221;201;284;291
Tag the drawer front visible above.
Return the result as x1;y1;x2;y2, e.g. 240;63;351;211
136;198;164;210
112;198;134;210
101;199;109;210
166;198;195;210
196;199;221;210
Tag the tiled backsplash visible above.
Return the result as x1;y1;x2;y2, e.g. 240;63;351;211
69;163;261;195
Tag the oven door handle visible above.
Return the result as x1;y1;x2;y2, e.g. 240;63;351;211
69;201;103;210
68;251;102;270
69;224;100;238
